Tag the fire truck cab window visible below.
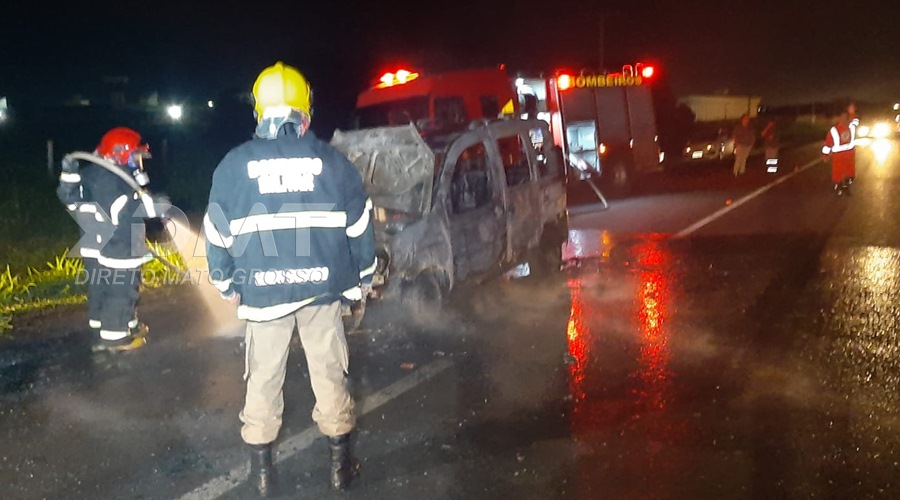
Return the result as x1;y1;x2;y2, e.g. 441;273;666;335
356;96;429;128
450;142;492;214
566;121;600;172
480;96;500;118
434;97;467;125
496;134;532;186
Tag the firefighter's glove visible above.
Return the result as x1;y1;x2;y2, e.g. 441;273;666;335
221;291;240;305
61;157;79;173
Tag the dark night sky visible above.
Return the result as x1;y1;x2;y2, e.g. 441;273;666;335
2;0;899;128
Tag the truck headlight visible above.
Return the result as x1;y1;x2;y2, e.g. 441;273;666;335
872;122;891;139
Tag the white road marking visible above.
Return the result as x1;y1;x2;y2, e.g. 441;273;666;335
675;157;823;238
177;358;455;500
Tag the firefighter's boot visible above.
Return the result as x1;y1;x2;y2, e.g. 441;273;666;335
129;321;149;339
93;334;147;353
328;433;360;490
248;443;277;497
92;319;149;353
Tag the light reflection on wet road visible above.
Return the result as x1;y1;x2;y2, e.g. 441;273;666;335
553;139;900;497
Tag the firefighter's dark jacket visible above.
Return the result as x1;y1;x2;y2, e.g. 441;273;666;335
203;131;376;322
57;162;155;268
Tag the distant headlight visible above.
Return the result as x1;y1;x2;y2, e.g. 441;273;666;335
872;122;891;139
166;104;183;121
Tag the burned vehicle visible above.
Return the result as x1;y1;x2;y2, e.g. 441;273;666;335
332;118;568;309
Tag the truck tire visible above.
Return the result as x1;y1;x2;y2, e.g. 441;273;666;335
529;224;564;279
400;271;445;319
603;161;632;197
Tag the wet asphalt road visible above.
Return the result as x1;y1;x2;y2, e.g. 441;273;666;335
2;138;900;499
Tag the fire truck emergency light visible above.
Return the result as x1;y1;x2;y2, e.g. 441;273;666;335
557;62;655;91
377;69;420;88
635;63;655;79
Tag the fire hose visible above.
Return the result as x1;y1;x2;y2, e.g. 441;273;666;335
61;151;183;274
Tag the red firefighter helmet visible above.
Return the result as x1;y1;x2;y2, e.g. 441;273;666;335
96;127;149;168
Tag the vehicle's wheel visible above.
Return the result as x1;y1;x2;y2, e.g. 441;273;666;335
602;161;632;197
529;226;564;279
400;271;445;320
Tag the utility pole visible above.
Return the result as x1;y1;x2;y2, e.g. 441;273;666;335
47;139;54;177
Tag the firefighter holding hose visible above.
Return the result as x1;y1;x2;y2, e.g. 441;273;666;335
56;127;158;351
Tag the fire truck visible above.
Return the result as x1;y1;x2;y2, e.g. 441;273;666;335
354;67;518;130
352;63;663;195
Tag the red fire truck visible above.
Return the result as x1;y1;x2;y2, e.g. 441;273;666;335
354;67;518;129
352;63;663;195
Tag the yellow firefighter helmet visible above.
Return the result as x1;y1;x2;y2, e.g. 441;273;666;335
252;62;312;120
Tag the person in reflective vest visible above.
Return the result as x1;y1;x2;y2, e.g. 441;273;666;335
761;120;780;173
822;110;859;196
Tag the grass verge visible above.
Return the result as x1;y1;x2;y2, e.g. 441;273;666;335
0;243;187;335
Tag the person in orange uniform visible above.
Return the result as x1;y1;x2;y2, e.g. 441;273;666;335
822;110;859;196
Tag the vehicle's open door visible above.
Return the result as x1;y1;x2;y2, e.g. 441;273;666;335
487;121;542;264
626;86;661;174
439;131;506;280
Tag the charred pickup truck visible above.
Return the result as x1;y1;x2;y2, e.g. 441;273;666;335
332;118;567;310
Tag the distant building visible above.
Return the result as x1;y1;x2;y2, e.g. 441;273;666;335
678;95;762;122
64;95;92;107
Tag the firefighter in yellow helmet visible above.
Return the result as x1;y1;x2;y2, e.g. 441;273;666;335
203;62;374;496
251;61;314;138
